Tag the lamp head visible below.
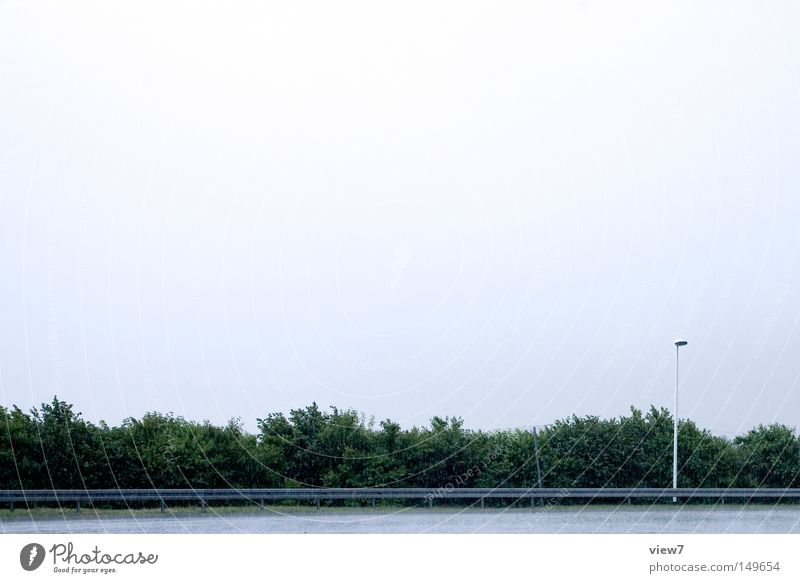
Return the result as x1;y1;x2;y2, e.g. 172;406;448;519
674;339;688;347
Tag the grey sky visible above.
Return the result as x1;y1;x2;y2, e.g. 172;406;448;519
2;1;800;434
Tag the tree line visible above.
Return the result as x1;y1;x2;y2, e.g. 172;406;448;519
1;397;798;491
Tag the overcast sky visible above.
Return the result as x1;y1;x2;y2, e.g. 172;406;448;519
2;1;800;434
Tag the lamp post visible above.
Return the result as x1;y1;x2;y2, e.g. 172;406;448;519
673;339;688;502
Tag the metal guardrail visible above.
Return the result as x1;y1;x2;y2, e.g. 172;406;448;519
2;487;800;512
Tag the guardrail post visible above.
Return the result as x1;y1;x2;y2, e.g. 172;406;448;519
259;498;264;511
371;498;375;509
10;501;14;513
75;500;81;513
160;500;165;513
428;497;433;509
480;497;484;509
200;499;206;513
315;497;320;510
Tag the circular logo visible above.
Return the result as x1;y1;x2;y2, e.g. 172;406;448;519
20;543;46;571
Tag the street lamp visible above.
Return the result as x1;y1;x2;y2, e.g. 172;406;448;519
673;339;688;502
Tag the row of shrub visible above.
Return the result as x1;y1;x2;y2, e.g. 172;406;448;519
1;397;798;490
